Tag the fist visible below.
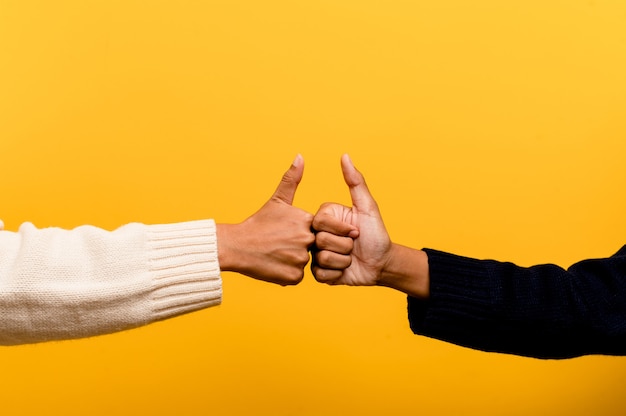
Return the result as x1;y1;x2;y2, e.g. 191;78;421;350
311;154;392;286
217;155;315;285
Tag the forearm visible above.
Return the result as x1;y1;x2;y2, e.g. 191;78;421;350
0;220;222;345
409;247;626;358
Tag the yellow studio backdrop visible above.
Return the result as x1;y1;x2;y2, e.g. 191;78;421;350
1;0;625;414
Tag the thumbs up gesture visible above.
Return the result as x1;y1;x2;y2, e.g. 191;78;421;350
311;154;393;286
311;155;430;298
216;155;315;285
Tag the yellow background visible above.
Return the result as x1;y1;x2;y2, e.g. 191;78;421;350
1;0;625;414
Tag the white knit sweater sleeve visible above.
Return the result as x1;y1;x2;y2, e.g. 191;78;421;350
0;219;222;345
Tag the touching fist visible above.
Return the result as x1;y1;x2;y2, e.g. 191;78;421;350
311;154;393;286
217;155;315;285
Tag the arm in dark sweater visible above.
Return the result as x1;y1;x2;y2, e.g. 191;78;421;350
408;246;626;359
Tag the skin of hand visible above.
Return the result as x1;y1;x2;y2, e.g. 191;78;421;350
311;154;430;299
216;155;315;285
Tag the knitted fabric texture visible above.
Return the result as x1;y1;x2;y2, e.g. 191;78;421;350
0;220;221;345
408;246;626;358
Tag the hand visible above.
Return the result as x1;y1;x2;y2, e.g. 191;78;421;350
311;154;430;298
311;154;392;286
217;155;315;285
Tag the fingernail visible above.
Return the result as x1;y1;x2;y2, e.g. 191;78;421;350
292;154;303;167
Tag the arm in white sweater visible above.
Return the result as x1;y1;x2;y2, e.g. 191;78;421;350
0;220;222;345
0;155;320;345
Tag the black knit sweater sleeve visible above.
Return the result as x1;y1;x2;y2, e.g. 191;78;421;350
407;246;626;359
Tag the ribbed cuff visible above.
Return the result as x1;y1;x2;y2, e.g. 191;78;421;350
146;220;222;321
408;248;495;349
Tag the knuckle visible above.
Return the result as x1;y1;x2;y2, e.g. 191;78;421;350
310;264;319;278
297;250;311;264
315;232;329;248
311;214;323;231
318;250;332;265
304;231;316;246
289;269;305;284
335;237;353;255
313;267;341;284
315;250;329;266
314;267;328;282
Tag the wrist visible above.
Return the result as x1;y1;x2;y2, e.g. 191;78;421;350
216;223;240;273
377;244;430;299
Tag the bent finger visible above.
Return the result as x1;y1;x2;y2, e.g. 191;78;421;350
315;231;354;254
312;211;359;237
314;249;352;270
310;265;343;284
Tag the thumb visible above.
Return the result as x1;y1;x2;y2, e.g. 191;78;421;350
272;154;304;205
341;154;376;210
